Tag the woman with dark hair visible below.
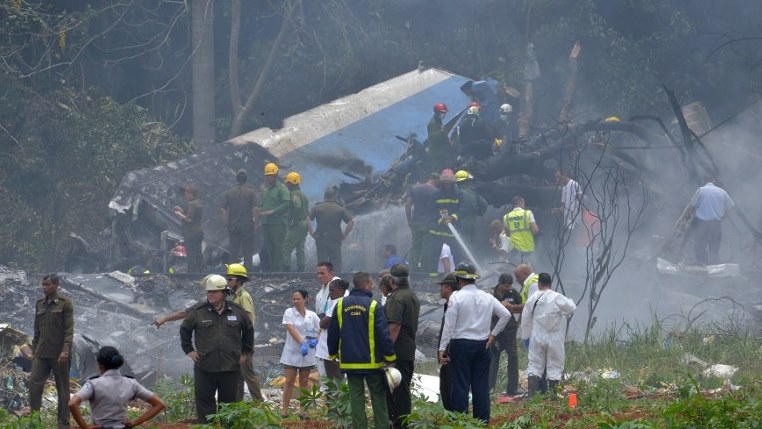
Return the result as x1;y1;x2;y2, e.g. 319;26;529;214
280;289;320;419
69;346;165;429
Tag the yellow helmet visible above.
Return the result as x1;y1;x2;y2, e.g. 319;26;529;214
604;116;621;123
285;172;301;185
455;170;473;182
226;263;249;280
204;274;228;291
264;162;279;176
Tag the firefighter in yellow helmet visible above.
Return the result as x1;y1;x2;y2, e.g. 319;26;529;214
282;172;309;272
225;263;264;402
258;163;290;271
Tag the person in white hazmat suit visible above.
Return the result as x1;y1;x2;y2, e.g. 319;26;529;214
520;272;576;397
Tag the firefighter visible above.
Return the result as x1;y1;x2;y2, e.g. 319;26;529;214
427;103;453;174
282;172;310;272
258;163;290;272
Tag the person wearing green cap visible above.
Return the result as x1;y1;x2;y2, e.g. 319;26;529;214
308;187;354;273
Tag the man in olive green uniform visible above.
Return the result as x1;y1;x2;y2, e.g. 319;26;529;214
30;274;74;429
308;187;354;273
175;184;204;272
282;172;310;272
226;264;264;402
427;102;454;175
258;163;290;272
221;169;258;267
384;264;420;429
180;275;254;424
455;170;487;250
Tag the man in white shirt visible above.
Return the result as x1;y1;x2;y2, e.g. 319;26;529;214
316;278;349;387
438;262;511;424
554;171;583;230
314;262;340;382
437;243;455;273
691;178;734;265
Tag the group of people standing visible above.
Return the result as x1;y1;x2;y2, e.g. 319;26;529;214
435;262;576;424
176;161;354;274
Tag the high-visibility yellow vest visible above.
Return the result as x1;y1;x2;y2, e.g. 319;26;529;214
504;208;535;252
521;273;539;303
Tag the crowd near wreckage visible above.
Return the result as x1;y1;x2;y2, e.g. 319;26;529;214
10;67;762;420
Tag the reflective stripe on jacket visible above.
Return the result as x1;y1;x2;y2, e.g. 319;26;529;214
327;289;396;371
504;208;535;252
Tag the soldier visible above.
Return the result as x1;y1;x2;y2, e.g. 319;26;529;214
308;187;354;273
225;264;264;402
180;275;254;423
221;169;258;267
258;163;290;272
174;184;204;272
29;274;74;429
282;172;310;272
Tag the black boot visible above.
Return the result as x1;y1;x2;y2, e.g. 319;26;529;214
527;375;541;398
548;379;559;394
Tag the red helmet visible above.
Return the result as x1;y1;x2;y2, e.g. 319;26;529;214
433;103;448;114
469;101;481;108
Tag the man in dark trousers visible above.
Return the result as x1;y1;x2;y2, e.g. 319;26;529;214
328;272;396;429
435;272;459;410
404;173;439;270
439;263;511;424
180;275;254;423
282;171;309;272
221;169;258;267
428;169;464;275
488;273;523;397
29;274;74;429
308;187;354;273
384;264;420;428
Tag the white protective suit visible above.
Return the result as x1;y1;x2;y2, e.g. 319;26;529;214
520;289;576;380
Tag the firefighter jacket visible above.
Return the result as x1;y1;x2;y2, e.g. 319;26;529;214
327;289;396;373
429;186;463;238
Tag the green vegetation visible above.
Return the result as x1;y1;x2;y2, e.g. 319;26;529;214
0;322;758;428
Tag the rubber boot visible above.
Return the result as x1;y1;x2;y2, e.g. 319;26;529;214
527;375;541;398
548;379;559;395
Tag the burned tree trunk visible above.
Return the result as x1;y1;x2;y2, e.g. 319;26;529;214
559;42;582;124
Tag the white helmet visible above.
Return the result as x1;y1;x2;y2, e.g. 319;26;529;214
385;366;402;392
204;274;228;291
500;103;513;114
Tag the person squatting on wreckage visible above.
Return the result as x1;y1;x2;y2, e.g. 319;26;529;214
328;271;396;429
221;168;258;268
259;162;291;272
488;273;524;398
384;264;420;429
280;289;321;419
435;272;459;411
225;264;264;402
179;274;254;424
438;262;511;424
520;273;576;398
30;273;74;429
282;171;310;272
174;184;204;273
690;175;735;265
69;346;165;429
308;186;355;273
